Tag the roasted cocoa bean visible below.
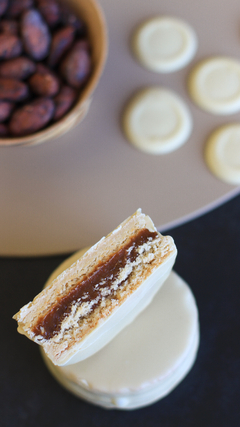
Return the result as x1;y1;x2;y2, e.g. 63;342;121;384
0;57;36;80
0;19;18;35
28;64;60;97
48;25;75;68
0;34;22;59
36;0;61;27
9;98;55;136
0;123;8;135
0;0;8;16
21;9;51;60
7;0;34;18
59;4;86;35
0;78;29;101
53;85;77;121
60;41;91;88
0;101;14;122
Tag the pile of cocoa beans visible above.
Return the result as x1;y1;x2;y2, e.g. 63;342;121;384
0;0;92;137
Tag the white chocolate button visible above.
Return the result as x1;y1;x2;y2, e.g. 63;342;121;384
112;397;130;408
188;57;240;114
205;124;240;185
132;16;197;73
122;87;192;154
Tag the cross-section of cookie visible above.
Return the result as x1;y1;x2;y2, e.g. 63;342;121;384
13;209;177;366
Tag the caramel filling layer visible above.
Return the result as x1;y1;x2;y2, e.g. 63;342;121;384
33;229;158;340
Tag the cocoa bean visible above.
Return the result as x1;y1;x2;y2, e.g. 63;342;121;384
53;85;77;121
59;4;86;35
0;101;14;122
0;0;8;16
28;64;60;97
9;98;55;136
0;123;8;136
0;34;22;59
60;41;91;88
7;0;34;18
0;19;18;35
36;0;61;27
0;78;29;101
48;25;75;68
21;9;51;60
0;57;36;80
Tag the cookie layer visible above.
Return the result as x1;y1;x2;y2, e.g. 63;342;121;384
14;210;177;365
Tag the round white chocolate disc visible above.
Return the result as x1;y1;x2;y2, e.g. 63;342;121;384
41;250;199;410
188;57;240;114
122;87;192;154
205;124;240;185
132;16;197;73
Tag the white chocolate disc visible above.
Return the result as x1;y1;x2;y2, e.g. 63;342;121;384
41;250;199;410
123;87;192;154
132;16;197;73
205;124;240;185
188;57;240;114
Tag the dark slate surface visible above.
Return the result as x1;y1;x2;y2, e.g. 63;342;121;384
1;193;240;427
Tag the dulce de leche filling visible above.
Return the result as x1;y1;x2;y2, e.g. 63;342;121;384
33;228;158;340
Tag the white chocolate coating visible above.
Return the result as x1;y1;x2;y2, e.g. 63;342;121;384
123;87;192;154
14;210;177;366
205;124;240;185
43;244;176;365
132;16;197;73
42;268;199;410
188;57;240;114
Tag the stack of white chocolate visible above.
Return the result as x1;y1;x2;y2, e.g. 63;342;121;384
14;210;199;410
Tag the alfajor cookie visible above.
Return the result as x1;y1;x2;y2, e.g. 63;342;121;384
41;269;199;410
13;209;177;366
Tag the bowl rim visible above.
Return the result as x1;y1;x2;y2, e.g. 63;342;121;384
0;0;108;147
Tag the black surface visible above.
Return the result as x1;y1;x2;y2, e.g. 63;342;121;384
1;194;240;427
